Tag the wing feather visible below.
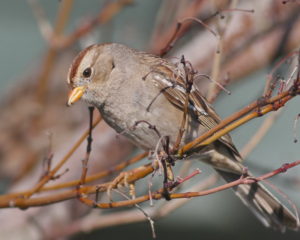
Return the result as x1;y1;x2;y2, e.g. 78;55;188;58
149;62;240;158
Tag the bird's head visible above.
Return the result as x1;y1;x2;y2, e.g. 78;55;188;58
67;43;116;107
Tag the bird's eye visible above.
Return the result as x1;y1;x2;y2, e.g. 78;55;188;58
82;67;92;78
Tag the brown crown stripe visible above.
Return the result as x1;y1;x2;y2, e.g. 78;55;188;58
68;44;95;84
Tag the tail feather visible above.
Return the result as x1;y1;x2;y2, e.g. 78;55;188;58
217;170;299;232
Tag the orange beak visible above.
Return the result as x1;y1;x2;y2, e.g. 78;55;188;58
67;86;86;106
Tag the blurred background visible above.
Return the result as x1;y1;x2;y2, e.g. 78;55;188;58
0;0;300;239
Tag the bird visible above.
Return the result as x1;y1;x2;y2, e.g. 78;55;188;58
66;42;299;231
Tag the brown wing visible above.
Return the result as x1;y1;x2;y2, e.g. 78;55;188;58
150;63;241;158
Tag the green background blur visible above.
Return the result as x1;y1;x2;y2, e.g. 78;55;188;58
1;1;300;239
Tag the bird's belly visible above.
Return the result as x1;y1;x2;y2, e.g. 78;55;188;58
100;95;200;151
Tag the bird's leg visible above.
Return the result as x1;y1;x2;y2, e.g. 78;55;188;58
129;183;136;199
106;171;130;201
131;121;176;200
105;161;156;201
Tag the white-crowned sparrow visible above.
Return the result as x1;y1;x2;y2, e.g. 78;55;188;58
67;43;298;231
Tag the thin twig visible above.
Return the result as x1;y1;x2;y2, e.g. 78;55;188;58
114;189;156;238
22;115;102;199
207;0;240;102
36;0;74;104
178;83;300;156
58;0;133;49
48;174;218;239
0;150;146;201
160;17;219;57
241;110;282;158
79;107;94;185
27;0;53;42
0;159;299;209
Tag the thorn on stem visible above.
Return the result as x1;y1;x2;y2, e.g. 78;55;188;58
293;113;300;143
279;163;290;173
